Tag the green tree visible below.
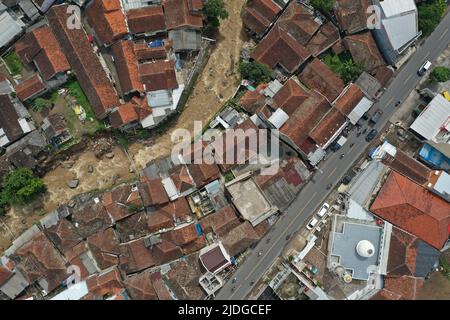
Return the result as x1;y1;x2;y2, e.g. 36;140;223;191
418;0;446;37
340;60;365;83
310;0;335;13
33;97;52;110
430;66;450;83
239;61;272;85
204;0;229;28
1;168;47;206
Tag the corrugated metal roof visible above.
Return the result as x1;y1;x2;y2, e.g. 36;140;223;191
348;97;373;124
410;94;450;140
382;12;418;50
380;0;417;18
0;11;23;48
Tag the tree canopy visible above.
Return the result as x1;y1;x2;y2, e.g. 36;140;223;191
418;0;446;37
430;66;450;83
1;168;47;206
310;0;335;13
239;61;272;85
204;0;229;28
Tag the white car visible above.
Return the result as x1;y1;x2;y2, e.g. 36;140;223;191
317;203;330;218
306;217;319;230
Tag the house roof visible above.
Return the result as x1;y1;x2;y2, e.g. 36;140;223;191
116;211;149;243
165;254;205;300
199;205;241;237
110;97;152;128
242;0;282;35
86;228;121;270
0;95;27;145
333;83;365;116
199;245;229;273
381;149;432;185
150;271;173;300
371;276;424;300
64;242;97;280
239;83;268;114
152;240;182;265
85;0;128;46
222;221;261;256
139;60;178;92
15;74;46;101
251;25;310;74
126;5;166;35
48;4;120;119
163;0;203;30
187;163;220;188
86;267;124;299
387;226;441;278
374;66;395;87
305;22;341;57
15;26;70;81
101;184;144;222
158;197;192;223
334;0;371;34
12;231;68;294
299;58;344;102
111;40;143;94
271;78;309;115
71;198;113;239
344;31;386;73
139;176;170;207
44;219;82;254
169;165;196;193
123;271;158;300
161;223;198;246
147;211;174;234
134;42;167;61
119;238;155;274
309;108;347;147
370;171;450;249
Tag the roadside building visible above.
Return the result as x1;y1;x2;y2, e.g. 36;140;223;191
0;8;24;50
242;0;282;39
344;31;386;74
199;243;232;274
126;5;166;37
334;0;371;35
14;74;47;101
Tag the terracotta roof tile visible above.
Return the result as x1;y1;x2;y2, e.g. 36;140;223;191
110;97;152;128
123;271;158;300
48;5;120;119
64;242;96;280
239;83;268;114
139;176;170;207
127;6;166;35
119;238;155;274
371;171;450;249
163;0;203;30
309;108;347;147
101;184;144;222
139;60;178;92
169;165;196;193
111;40;143;94
376;276;424;300
116;212;149;242
272;78;309;115
187;163;220;188
221;221;261;256
44;219;82;253
334;0;371;34
87;228;121;270
333;84;365;116
251;25;310;73
86;267;124;299
15;74;47;101
152;240;182;265
382;150;432;186
150;271;173;299
147;211;174;233
199;205;241;237
71;199;113;239
344;31;386;73
160;223;198;246
85;0;128;46
242;0;281;35
305;22;341;57
134;42;167;61
299;58;345;102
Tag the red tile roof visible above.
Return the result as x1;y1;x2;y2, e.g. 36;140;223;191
161;223;198;246
242;0;282;35
334;0;371;35
147;211;174;233
199;205;241;237
299;58;345;102
119;238;156;274
309;108;347;147
64;242;96;280
222;221;261;256
375;66;395;87
371;276;424;300
111;40;143;94
86;267;124;299
370;171;450;249
15;26;70;81
71;199;113;239
127;6;166;35
272;78;309;115
139;176;170;207
239;83;268;114
139;60;178;92
152;240;182;265
123;271;158;300
158;197;192;223
85;0;129;46
163;0;203;30
169;165;196;193
251;25;310;73
13;232;68;293
101;184;144;222
48;4;120;119
110;97;152;128
134;42;167;61
305;22;341;57
87;228;121;270
44;219;82;253
333;84;365;116
344;31;386;73
15;74;47;101
187;163;220;188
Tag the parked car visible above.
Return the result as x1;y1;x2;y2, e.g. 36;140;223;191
361;112;370;121
418;60;432;76
317;203;330;218
341;175;352;185
306;217;319;230
369;109;383;124
365;129;378;142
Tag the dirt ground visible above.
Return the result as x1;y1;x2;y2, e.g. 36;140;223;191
129;0;248;169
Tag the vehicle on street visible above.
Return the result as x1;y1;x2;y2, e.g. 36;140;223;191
369;109;383;125
258;251;262;256
395;100;401;107
326;183;332;190
330;136;347;152
340;154;345;159
285;234;291;241
232;278;236;284
362;112;369;121
306;217;319;230
317;203;330;218
365;129;378;142
418;60;432;76
341;175;352;185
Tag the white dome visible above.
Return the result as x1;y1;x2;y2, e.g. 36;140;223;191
356;240;375;258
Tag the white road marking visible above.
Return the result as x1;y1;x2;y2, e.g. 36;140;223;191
439;28;449;40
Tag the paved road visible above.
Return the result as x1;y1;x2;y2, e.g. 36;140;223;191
215;13;450;300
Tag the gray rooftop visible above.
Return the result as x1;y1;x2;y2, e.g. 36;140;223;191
331;221;382;281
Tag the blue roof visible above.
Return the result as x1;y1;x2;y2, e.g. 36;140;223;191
418;143;450;170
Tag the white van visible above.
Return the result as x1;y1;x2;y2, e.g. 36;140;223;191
307;217;319;230
317;203;330;218
418;61;432;76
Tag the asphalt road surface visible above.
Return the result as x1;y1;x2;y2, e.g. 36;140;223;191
215;13;450;300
